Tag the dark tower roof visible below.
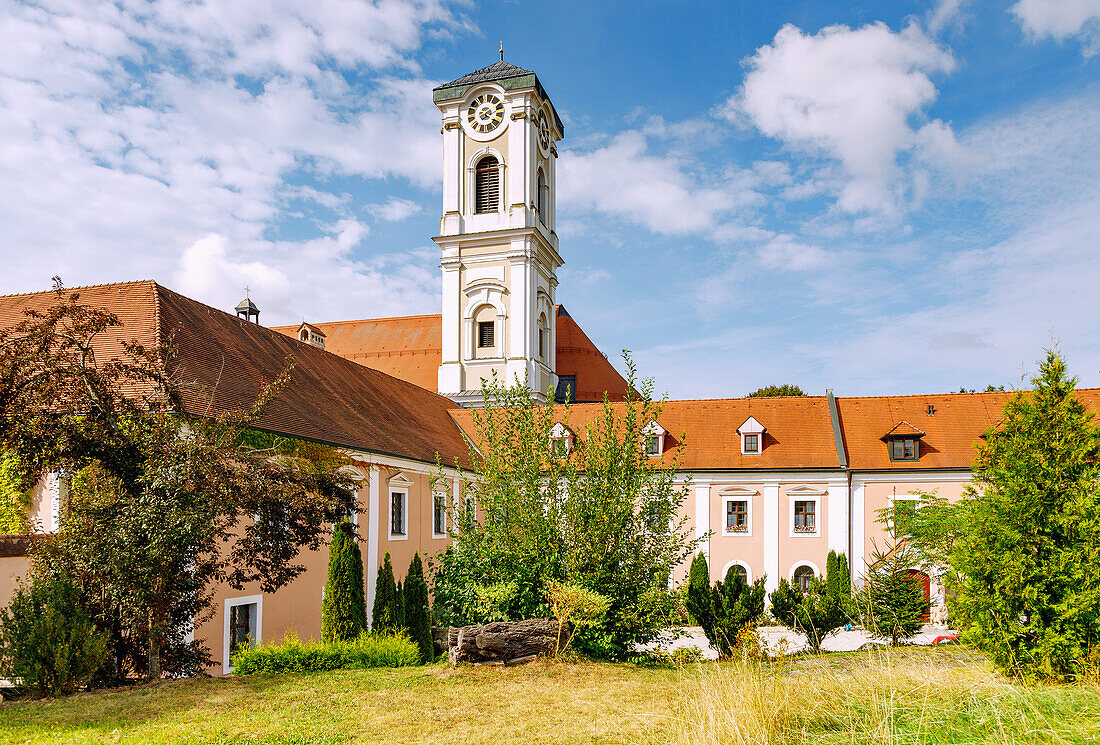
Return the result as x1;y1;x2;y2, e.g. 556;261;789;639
439;60;534;88
433;58;563;134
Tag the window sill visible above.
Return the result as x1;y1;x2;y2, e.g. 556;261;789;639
791;526;819;537
431;532;447;540
389;533;409;541
723;528;752;537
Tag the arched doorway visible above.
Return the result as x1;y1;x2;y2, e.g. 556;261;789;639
906;570;931;622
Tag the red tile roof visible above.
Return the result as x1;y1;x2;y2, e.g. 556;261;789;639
882;420;926;439
0;282;469;466
271;305;633;403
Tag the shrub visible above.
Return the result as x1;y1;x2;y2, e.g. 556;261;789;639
231;632;420;674
0;571;110;696
321;520;366;643
544;579;611;654
371;552;403;633
709;569;767;657
403;553;434;662
768;555;852;653
685;554;713;637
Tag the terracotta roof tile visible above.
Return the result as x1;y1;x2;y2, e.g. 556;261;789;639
0;282;469;466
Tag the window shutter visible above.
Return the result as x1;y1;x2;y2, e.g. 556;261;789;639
475;156;499;213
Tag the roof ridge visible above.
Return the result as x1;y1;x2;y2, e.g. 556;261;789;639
0;278;155;301
270;313;442;330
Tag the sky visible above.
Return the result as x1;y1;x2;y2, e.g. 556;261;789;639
1;0;1098;399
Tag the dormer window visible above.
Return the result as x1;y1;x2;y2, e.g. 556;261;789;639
882;421;925;462
296;323;326;350
738;416;766;455
549;422;574;456
642;421;667;457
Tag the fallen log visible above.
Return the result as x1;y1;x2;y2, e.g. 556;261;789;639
447;618;562;665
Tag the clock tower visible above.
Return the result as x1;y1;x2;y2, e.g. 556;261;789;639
433;58;564;406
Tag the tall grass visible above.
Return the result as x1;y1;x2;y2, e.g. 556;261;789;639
663;647;1100;744
231;632;421;674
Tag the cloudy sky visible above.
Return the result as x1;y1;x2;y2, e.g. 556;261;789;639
1;0;1098;398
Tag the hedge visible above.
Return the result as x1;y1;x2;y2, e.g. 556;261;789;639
231;632;420;674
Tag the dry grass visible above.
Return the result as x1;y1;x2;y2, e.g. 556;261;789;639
0;647;1097;744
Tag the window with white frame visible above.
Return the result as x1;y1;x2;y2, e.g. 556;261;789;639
725;500;749;533
549;422;573;457
223;595;262;673
793;565;815;592
725;563;749;584
390;490;407;537
793;500;816;533
642;420;666;457
787;485;825;536
432;492;447;537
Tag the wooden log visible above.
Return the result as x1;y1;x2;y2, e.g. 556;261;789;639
447;618;562;665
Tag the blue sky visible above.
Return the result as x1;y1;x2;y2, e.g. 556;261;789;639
1;0;1098;399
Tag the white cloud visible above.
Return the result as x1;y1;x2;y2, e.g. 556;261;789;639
756;235;830;272
369;197;424;222
0;0;466;321
727;22;959;215
558;130;762;239
1011;0;1100;55
927;0;969;35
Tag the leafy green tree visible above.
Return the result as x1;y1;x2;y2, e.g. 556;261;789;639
949;350;1100;680
768;556;852;653
321;521;366;643
0;570;109;696
747;384;806;398
0;288;356;681
544;579;611;655
403;553;433;662
0;452;30;534
709;567;767;657
432;355;698;659
372;552;403;633
859;518;928;645
685;554;713;637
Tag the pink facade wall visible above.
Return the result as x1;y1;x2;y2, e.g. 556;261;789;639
705;485;765;583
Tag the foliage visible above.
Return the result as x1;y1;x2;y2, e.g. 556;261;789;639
769;555;852;653
544;579;612;654
0;286;357;681
372;552;404;633
0;451;30;534
948;350;1100;681
431;355;697;660
230;632;420;674
0;570;110;696
320;521;366;643
709;567;767;657
747;384;806;398
471;581;523;623
685;554;713;639
402;553;434;663
956;385;1006;393
858;525;929;645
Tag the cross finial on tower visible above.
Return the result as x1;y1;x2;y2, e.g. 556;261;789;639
244;284;251;298
499;41;504;61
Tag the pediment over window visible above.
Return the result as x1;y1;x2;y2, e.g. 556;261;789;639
718;486;759;496
737;416;766;435
388;472;414;487
786;484;827;497
642;420;667;436
550;422;574;439
880;421;925;441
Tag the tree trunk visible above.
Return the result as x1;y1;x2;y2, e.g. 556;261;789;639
446;618;563;665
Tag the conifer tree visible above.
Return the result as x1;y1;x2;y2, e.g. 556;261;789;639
403;553;434;662
371;552;403;633
685;554;713;637
859;534;928;645
320;521;366;643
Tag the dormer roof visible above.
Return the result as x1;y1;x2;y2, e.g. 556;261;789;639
737;416;766;435
549;422;574;439
642;420;667;436
881;421;926;440
298;322;326;338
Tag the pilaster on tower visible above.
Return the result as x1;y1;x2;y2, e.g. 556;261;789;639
433;59;565;407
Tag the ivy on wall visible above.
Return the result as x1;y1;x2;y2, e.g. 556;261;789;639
0;452;30;534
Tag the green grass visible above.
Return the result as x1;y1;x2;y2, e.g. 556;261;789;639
0;646;1097;744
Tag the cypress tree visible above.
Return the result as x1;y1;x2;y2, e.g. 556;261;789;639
321;521;366;642
403;553;434;662
685;554;713;638
372;552;403;633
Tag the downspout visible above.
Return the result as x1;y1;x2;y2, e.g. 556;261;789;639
826;389;852;571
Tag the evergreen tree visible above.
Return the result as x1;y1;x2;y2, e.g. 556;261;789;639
859;534;928;646
708;567;766;657
685;554;713;638
320;521;366;643
403;553;434;662
372;552;403;633
951;350;1100;680
768;555;852;653
825;550;851;600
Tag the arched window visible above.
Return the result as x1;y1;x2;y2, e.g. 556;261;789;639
537;312;547;360
299;329;309;342
793;564;815;593
725;563;749;584
537;167;549;224
475;155;500;213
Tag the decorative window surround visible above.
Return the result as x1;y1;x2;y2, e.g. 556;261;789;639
719;486;756;537
721;560;752;584
792;564;817;592
431;490;448;538
549;422;574;456
223;595;262;674
787;485;826;538
388;472;413;540
643;420;667;457
738;416;766;455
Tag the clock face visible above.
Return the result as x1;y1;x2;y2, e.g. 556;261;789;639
467;93;505;134
537;112;550;151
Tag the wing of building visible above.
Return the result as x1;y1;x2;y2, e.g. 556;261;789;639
3;56;1098;672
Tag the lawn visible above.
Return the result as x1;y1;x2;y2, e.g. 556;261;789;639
1;646;1098;744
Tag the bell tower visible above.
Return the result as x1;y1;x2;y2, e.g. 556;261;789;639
433;57;564;406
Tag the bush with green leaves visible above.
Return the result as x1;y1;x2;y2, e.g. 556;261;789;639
685;555;765;657
403;553;433;662
0;571;110;697
544;579;611;654
320;520;366;643
768;554;852;653
230;632;420;674
430;357;697;660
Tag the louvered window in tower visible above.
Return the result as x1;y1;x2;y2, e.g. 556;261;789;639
475;156;499;213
